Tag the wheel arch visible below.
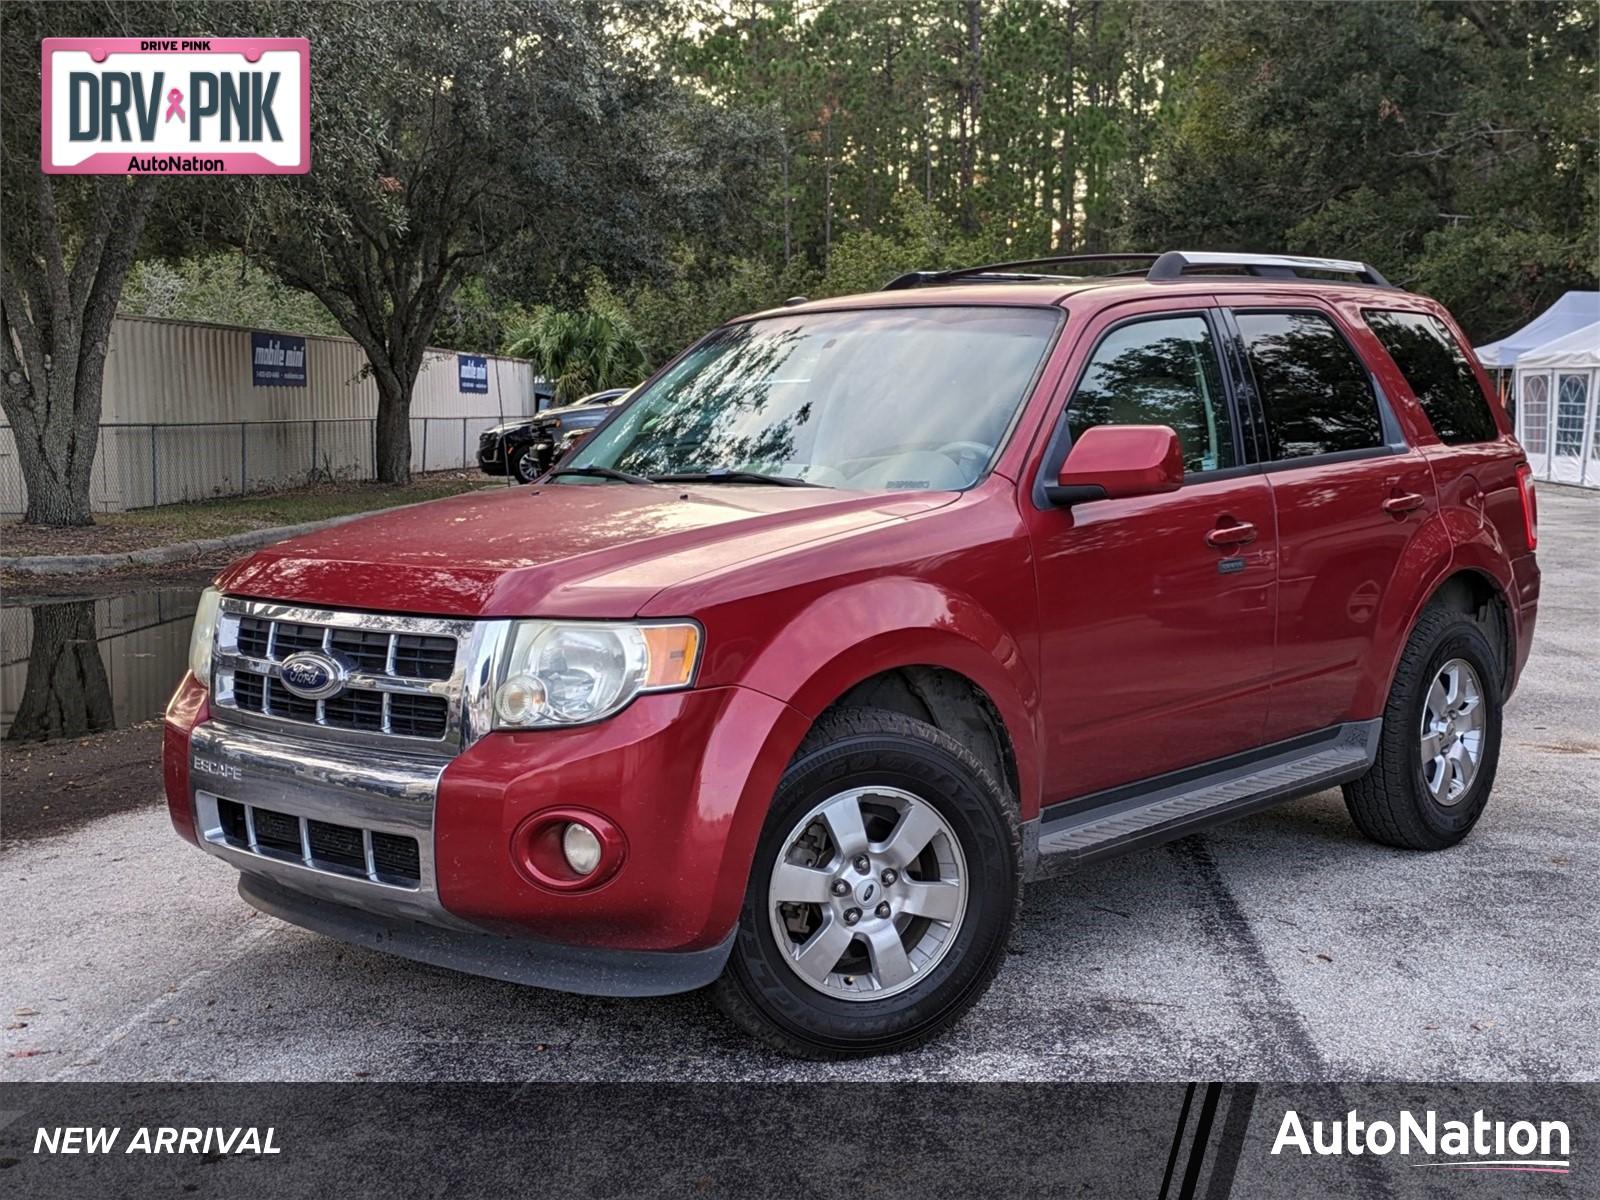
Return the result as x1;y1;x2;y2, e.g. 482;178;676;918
732;578;1043;819
823;664;1022;807
1364;560;1515;716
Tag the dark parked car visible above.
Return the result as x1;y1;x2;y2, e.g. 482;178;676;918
476;388;631;483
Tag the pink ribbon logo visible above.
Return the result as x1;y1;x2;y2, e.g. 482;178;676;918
164;88;185;123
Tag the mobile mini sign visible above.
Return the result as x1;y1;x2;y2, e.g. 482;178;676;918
251;332;307;387
41;38;309;174
458;355;489;394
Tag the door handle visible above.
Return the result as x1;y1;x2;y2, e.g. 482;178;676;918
1205;520;1257;548
1382;492;1426;516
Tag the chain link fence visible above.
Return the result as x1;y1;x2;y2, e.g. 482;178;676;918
0;415;516;515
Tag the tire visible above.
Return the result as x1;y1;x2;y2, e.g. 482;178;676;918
511;447;542;484
1343;602;1504;851
711;706;1020;1059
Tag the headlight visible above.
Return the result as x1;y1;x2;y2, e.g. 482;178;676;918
188;586;223;685
493;620;700;728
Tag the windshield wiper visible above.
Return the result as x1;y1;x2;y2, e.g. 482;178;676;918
651;468;818;488
546;465;655;486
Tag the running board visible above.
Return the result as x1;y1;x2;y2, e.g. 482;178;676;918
1029;720;1381;879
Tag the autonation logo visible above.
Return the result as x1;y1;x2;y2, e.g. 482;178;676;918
1272;1108;1571;1174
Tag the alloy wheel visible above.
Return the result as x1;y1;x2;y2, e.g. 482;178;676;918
766;786;968;1001
1419;657;1486;805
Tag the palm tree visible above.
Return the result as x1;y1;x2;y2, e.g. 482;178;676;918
504;306;648;405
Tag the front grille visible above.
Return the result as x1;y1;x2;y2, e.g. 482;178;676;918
219;606;460;743
252;807;302;854
230;670;450;737
213;798;422;887
371;833;422;882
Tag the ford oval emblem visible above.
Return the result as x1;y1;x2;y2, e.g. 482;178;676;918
278;650;347;701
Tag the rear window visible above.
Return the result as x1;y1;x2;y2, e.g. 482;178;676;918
1363;310;1499;444
1235;311;1386;460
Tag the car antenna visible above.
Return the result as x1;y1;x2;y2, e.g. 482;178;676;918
782;296;808;306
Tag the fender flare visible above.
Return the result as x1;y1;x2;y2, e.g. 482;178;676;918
1357;514;1518;716
733;576;1044;818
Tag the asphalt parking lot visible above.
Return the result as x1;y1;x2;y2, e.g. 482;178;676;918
4;486;1596;1084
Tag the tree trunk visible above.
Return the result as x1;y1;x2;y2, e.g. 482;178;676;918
781;131;792;267
372;364;413;484
1083;0;1104;253
823;115;834;263
1059;1;1077;252
960;0;983;233
7;405;100;526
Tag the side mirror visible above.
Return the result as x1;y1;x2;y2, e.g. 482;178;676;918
1046;424;1185;506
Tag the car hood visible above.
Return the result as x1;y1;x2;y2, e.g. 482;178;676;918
217;483;955;618
482;418;539;435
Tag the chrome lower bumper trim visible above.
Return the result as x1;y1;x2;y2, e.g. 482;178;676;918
189;719;464;928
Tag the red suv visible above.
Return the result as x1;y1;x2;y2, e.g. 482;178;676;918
165;251;1540;1058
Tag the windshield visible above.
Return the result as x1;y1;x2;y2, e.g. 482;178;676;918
562;306;1060;490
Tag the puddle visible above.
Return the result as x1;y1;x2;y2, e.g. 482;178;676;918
1;586;201;742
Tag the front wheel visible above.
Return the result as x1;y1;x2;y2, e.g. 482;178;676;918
511;446;543;484
711;707;1019;1059
1343;603;1504;850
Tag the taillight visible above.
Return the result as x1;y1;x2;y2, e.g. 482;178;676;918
1515;462;1538;551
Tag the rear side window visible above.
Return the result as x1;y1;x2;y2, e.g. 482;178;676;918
1236;311;1385;460
1067;315;1237;472
1363;310;1498;444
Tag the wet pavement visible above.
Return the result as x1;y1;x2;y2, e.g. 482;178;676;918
0;487;1596;1082
1;586;200;743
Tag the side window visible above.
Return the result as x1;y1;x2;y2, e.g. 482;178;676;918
1236;311;1385;460
1067;315;1236;472
1363;310;1499;444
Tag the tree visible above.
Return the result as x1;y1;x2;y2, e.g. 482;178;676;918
504;304;649;405
200;0;762;483
0;2;182;526
1123;1;1598;339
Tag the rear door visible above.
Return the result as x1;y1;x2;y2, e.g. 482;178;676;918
1025;300;1278;801
1222;302;1437;742
1360;306;1531;554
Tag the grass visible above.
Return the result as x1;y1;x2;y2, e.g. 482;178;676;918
1;471;505;559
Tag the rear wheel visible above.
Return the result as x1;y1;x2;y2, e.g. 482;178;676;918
1344;603;1503;850
712;707;1019;1058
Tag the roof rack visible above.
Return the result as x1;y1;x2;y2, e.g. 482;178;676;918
881;250;1393;291
1146;251;1392;287
882;253;1160;290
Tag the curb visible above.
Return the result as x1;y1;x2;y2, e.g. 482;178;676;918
1;502;431;576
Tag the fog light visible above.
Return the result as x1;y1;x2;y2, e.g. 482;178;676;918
562;822;602;875
495;673;547;725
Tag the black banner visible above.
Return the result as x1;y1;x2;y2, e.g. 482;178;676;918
249;331;307;387
2;1083;1591;1197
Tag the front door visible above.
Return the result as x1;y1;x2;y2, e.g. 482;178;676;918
1026;306;1277;802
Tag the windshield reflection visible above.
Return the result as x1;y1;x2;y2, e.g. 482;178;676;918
567;306;1061;491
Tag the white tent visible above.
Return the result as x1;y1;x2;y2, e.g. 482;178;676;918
1476;291;1600;369
1510;318;1600;487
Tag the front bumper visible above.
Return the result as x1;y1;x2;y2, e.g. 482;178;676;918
166;675;809;993
238;873;733;996
476;439;509;475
